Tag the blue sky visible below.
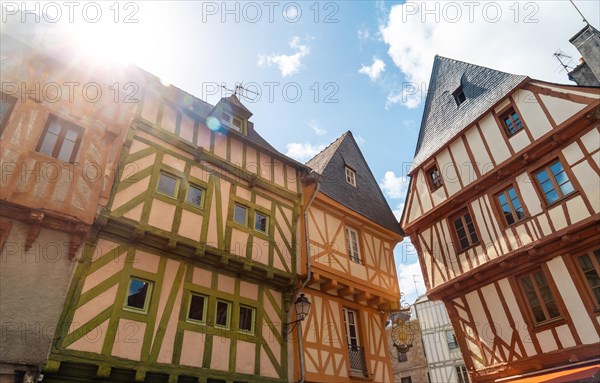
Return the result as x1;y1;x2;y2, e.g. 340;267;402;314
11;0;599;303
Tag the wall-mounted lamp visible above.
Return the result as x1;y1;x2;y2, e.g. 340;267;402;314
284;293;311;338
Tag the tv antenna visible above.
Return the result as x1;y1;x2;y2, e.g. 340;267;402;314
569;0;589;25
553;50;574;74
221;83;260;101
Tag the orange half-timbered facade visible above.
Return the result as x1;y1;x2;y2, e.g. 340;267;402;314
401;55;600;382
295;132;404;382
0;22;135;381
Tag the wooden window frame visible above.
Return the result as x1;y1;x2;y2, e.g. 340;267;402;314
233;203;248;226
495;184;527;227
455;365;469;383
573;248;600;310
0;92;17;136
515;267;563;327
214;299;232;329
498;106;526;137
446;330;459;350
449;207;480;253
36;114;83;163
254;211;269;234
156;171;180;198
345;166;356;187
238;304;256;334
425;162;443;192
185;183;206;209
186;293;208;324
453;87;466;107
124;277;153;314
345;226;362;264
532;159;576;207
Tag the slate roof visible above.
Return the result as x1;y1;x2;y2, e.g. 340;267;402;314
306;132;403;235
411;56;527;169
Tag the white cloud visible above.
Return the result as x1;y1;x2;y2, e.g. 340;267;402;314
258;36;311;77
355;134;366;146
358;57;386;81
397;259;426;304
379;171;409;199
308;119;327;136
285;142;325;162
380;1;600;109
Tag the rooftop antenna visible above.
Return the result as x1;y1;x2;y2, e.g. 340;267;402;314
413;275;420;297
553;50;574;74
569;0;590;26
221;83;260;102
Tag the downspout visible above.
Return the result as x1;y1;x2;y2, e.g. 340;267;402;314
295;172;319;383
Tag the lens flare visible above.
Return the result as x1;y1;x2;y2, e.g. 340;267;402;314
206;116;221;131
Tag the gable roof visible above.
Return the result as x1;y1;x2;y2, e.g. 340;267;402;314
306;132;403;235
411;56;527;170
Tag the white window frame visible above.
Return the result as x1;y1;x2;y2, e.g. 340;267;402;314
343;308;361;348
345;226;361;264
456;365;469;383
345;166;356;187
221;111;245;133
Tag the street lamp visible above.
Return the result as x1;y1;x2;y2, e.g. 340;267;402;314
284;293;311;337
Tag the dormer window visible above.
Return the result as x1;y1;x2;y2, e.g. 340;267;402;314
426;163;443;191
453;86;466;107
221;111;245;134
345;166;356;187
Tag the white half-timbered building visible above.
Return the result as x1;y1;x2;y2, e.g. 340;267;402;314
400;53;600;383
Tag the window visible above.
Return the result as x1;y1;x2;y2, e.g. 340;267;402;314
401;378;413;383
446;330;458;350
453;86;466;106
254;212;268;233
125;278;153;313
234;204;248;225
345;226;361;264
451;209;479;251
186;184;205;207
36;115;83;163
187;293;207;323
345;166;356;187
238;305;255;333
456;365;469;383
535;160;575;205
157;172;179;197
0;92;17;135
343;308;367;375
397;352;407;362
215;300;231;329
576;249;600;307
519;269;561;324
222;112;245;133
500;107;523;136
426;163;443;191
496;186;525;226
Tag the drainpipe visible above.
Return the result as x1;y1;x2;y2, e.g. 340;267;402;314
295;172;319;383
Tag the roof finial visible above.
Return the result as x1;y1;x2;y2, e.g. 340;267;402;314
569;0;590;26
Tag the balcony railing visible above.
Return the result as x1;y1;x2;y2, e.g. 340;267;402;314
348;345;368;376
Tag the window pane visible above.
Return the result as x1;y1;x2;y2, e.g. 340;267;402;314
549;161;564;176
57;138;76;162
239;306;253;332
188;295;205;322
234;204;247;225
546;301;560;319
38;131;59;157
498;194;507;205
127;278;150;310
532;306;546;322
186;185;203;206
540;179;554;194
536;170;549;184
545;189;559;204
215;301;229;327
157;173;178;196
255;213;268;232
559;181;574;196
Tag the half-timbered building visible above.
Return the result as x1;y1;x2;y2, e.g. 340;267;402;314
295;132;403;382
40;69;309;381
0;21;135;382
400;54;600;383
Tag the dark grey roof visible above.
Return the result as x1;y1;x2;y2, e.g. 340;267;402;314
412;56;527;169
306;132;403;235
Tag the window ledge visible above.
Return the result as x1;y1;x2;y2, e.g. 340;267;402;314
456;242;480;255
349;372;373;381
531;317;565;332
544;191;579;209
